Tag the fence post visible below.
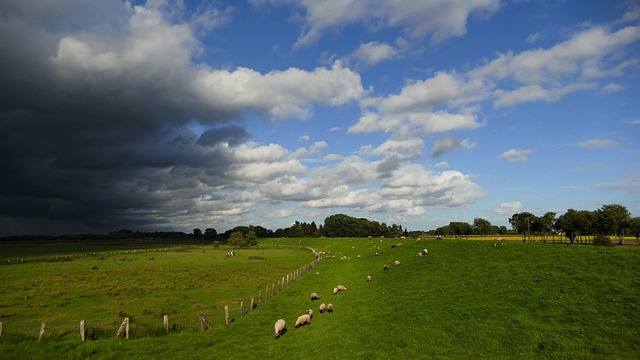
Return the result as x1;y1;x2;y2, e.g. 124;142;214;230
0;321;3;337
272;282;275;295
80;320;86;341
199;314;211;331
240;301;244;318
224;306;230;325
115;317;129;339
38;321;46;342
163;315;169;333
259;290;262;304
250;297;255;312
281;277;285;290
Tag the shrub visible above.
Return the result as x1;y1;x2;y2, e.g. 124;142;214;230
593;234;612;247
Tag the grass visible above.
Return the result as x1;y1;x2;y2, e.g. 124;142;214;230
0;237;638;359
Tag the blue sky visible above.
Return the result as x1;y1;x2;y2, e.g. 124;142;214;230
1;0;639;235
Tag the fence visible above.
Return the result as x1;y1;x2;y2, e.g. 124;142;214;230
0;246;320;342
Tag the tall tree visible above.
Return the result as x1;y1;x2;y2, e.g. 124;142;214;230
596;204;630;243
473;218;494;236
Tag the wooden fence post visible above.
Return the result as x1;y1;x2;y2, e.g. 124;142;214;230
272;282;275;295
281;277;285;290
250;297;255;312
240;301;244;318
0;321;3;337
80;320;86;341
115;317;129;339
259;290;262;304
199;314;211;331
163;315;169;333
38;321;46;342
224;306;230;325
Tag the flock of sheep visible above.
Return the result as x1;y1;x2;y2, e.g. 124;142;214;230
273;286;342;338
273;239;429;339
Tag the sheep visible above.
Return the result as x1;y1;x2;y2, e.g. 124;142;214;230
336;285;347;291
306;309;313;318
366;275;372;282
310;292;320;300
333;287;338;295
319;303;326;313
274;319;286;339
416;252;422;258
423;248;428;255
326;303;333;313
394;260;401;266
295;313;311;328
383;264;389;270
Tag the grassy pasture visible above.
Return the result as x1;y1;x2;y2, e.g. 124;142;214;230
1;238;639;359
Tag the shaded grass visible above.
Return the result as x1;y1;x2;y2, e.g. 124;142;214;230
1;238;638;359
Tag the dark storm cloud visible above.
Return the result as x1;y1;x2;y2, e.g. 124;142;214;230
0;1;244;235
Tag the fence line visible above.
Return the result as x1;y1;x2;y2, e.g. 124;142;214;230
0;245;321;341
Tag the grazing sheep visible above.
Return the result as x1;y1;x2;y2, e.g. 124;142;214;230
310;292;320;300
319;303;326;313
336;285;347;291
306;309;313;318
423;248;428;255
326;303;333;313
416;252;422;258
333;287;338;295
295;314;311;328
394;260;401;266
375;252;379;256
366;275;372;282
274;319;286;338
383;264;389;270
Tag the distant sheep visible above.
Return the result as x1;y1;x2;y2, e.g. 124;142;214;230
333;287;338;295
366;275;372;282
336;285;347;291
423;248;428;255
383;264;389;270
394;260;401;266
326;303;333;313
306;309;313;318
319;303;326;313
310;292;320;300
416;252;422;258
295;314;311;328
274;319;286;338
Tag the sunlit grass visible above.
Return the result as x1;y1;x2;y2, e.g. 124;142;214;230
1;238;638;359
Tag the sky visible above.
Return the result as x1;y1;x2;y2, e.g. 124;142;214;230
1;0;639;236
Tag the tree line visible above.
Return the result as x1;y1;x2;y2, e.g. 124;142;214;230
509;204;639;244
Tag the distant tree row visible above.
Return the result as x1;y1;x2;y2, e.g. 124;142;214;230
323;214;407;238
432;219;508;239
509;204;640;244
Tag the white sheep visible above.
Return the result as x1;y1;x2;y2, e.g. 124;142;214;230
295;313;312;328
306;309;313;318
310;292;320;300
326;303;333;313
274;319;286;338
383;264;389;270
336;285;347;291
366;275;372;282
416;252;422;258
394;260;401;266
333;287;338;295
319;303;326;313
423;248;428;255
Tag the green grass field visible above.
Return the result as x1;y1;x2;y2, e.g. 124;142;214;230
1;238;638;359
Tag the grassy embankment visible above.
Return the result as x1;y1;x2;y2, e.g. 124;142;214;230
0;237;638;359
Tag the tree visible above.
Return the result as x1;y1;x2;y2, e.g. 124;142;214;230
509;212;538;241
229;231;246;248
245;231;258;247
627;217;640;243
596;204;630;244
541;212;556;242
473;218;494;236
193;228;202;237
449;222;472;239
204;228;217;241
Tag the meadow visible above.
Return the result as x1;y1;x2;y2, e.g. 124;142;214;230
0;237;638;359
